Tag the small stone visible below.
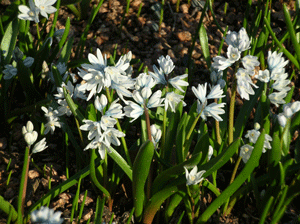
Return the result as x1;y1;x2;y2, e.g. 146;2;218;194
0;137;7;149
28;170;40;179
180;4;189;14
177;31;192;42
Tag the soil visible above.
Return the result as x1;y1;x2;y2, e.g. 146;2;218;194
1;0;300;223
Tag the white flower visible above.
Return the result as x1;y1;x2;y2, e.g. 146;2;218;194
100;115;117;131
184;166;206;185
22;121;38;146
212;56;232;71
18;0;39;23
83;136;110;159
57;99;72;116
41;106;59;119
290;101;300;114
268;91;287;107
135;73;156;90
192;83;226;121
157;55;175;75
227;45;241;63
54;81;74;99
245;129;260;143
94;94;108;113
241;55;260;70
77;69;105;101
44;117;61;135
124;101;144;122
80;119;101;141
105;99;124;119
32;138;48;154
240;144;254;163
31;206;63;224
168;74;189;93
271;79;291;92
23;57;35;67
208;145;213;160
277;113;287;127
224;28;251;52
245;129;272;152
3;64;17;80
149;56;188;92
236;68;257;100
256;70;270;83
165;91;186;112
34;0;57;19
267;51;289;75
150;125;162;148
102;127;125;147
254;122;260;130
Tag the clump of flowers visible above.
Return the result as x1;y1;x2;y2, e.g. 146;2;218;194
31;206;64;224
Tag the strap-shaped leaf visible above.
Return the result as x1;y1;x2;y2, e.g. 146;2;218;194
268;133;281;167
132;140;155;222
199;23;211;68
0;195;17;222
58;36;74;64
264;17;300;70
63;87;85;122
197;130;265;223
200;137;241;178
49;17;71;63
1;19;18;64
143;178;186;224
283;4;300;65
108;146;132;181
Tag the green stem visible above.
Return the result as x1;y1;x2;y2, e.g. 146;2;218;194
215;98;222;145
230;157;242;184
17;146;30;224
159;0;165;32
105;87;132;167
228;81;237;145
36;23;41;45
160;106;167;159
183;113;201;153
89;149;111;199
144;107;152;141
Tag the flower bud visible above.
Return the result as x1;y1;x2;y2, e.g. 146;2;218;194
95;94;107;113
24;131;38;146
254;122;260;130
277;113;287;128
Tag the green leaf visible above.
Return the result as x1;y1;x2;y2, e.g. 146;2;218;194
49;17;71;63
64;87;85;122
132;140;155;222
1;19;18;64
0;195;18;222
17;61;42;102
108;147;132;181
165;191;186;222
200;137;241;178
143;179;185;224
197;130;265;223
58;36;74;64
268;133;281;167
85;104;97;121
283;4;300;65
264;17;300;70
199;23;211;68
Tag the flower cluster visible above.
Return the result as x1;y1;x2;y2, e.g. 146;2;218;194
22;121;48;153
256;51;290;107
41;106;62;135
80;95;125;159
18;0;57;23
277;101;300;127
240;123;272;163
31;206;63;224
192;83;226;121
78;49;134;102
212;27;260;100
